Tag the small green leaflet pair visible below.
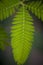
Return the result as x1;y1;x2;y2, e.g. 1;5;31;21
11;6;35;65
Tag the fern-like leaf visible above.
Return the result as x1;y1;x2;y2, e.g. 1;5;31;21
0;0;20;21
11;6;34;65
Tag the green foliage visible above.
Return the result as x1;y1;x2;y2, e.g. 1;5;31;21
11;6;34;65
0;0;20;21
0;25;8;50
0;0;43;65
1;0;20;7
28;1;43;21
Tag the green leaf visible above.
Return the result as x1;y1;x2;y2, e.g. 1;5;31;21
0;0;20;21
11;6;34;65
